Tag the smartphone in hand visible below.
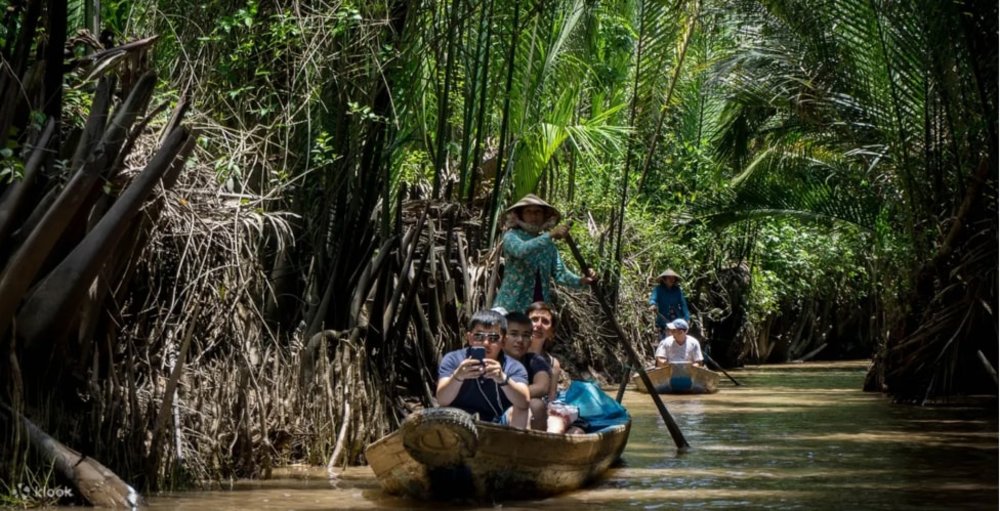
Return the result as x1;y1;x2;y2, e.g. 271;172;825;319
469;346;486;363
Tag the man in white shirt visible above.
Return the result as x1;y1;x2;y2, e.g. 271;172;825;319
654;319;704;367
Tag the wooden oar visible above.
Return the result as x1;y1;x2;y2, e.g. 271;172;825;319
564;234;690;450
656;312;742;387
614;364;631;403
704;352;742;386
614;327;659;402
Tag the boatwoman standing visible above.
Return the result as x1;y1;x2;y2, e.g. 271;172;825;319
492;194;596;315
649;268;690;338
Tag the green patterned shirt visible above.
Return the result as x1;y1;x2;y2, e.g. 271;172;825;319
492;229;583;314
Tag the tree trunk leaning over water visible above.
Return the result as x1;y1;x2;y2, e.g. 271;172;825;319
2;403;140;507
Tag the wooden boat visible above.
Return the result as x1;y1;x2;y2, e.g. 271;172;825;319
365;407;631;501
632;363;720;394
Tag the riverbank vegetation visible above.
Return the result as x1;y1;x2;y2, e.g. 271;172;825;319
1;0;995;500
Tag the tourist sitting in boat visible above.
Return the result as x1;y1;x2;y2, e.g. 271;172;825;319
491;194;596;316
526;301;586;434
526;301;563;402
502;311;552;430
436;309;531;426
654;319;704;367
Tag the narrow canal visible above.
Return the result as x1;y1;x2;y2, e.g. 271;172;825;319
136;361;996;510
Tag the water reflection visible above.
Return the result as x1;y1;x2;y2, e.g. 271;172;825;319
53;362;1000;510
608;362;997;510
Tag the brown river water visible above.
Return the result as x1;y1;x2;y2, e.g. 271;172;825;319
51;361;1000;510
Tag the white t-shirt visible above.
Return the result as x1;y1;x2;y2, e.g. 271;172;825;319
655;334;703;364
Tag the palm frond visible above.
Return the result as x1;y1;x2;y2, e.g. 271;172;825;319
630;0;687;127
68;0;88;31
511;85;630;198
694;142;880;230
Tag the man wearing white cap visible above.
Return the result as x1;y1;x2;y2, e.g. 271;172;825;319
654;319;704;367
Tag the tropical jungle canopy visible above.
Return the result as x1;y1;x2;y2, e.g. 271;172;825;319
0;0;995;496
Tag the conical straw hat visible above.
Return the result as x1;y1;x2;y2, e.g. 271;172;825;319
504;193;561;223
658;268;681;281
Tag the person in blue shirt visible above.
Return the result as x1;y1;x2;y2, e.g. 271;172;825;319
436;310;530;425
649;268;690;338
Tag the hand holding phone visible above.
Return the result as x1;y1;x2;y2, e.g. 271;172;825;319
469;346;486;363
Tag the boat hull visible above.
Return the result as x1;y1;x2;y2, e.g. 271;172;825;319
632;363;720;394
365;409;631;501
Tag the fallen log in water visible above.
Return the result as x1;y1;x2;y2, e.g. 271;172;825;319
1;403;141;508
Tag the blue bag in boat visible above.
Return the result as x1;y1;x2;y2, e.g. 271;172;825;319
557;380;630;432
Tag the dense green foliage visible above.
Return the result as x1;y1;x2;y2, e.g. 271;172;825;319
1;0;994;494
117;0;994;382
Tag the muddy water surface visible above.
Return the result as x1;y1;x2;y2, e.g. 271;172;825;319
130;361;999;510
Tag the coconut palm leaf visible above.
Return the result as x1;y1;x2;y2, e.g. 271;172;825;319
630;0;687;128
694;142;880;230
68;0;88;31
699;0;997;400
511;84;629;199
501;0;633;200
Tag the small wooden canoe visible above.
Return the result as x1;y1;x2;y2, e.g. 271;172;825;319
632;363;720;394
365;407;631;501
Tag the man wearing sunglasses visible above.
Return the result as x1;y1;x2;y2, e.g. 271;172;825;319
436;310;530;425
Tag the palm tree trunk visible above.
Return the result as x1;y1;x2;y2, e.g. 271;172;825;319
0;74;151;342
43;0;67;125
16;127;191;348
484;0;522;248
432;0;464;199
464;0;494;205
